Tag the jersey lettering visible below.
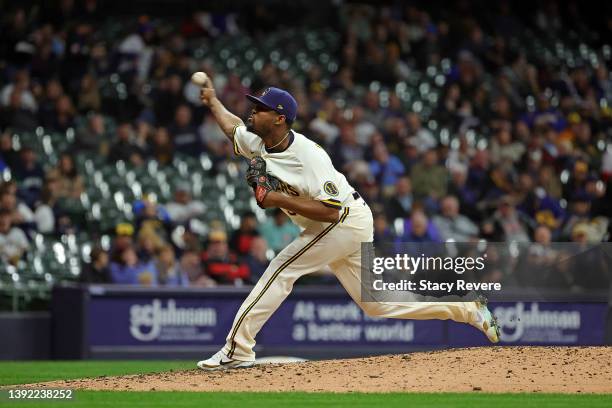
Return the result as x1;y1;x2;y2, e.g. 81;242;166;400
276;179;300;196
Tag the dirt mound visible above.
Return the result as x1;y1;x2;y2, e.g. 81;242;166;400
33;347;612;393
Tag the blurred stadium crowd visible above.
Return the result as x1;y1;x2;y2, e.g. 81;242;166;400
0;0;611;297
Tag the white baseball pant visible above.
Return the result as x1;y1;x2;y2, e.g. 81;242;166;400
222;198;476;361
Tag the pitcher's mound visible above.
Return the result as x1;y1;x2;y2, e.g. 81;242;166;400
36;347;612;393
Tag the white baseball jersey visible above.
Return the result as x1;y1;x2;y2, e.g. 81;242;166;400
232;125;354;230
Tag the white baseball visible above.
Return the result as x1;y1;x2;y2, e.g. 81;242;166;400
191;72;209;86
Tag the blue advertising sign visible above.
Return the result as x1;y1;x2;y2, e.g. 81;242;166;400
88;297;243;346
87;296;445;347
447;302;607;346
85;288;608;352
259;300;445;345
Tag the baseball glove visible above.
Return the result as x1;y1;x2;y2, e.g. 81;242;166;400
246;157;279;208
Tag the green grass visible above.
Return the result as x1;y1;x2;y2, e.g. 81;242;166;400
0;362;610;408
0;391;610;408
0;361;192;386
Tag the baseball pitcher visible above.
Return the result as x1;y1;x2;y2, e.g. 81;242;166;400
196;77;500;370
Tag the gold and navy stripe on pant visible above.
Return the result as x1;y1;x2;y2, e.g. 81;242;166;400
339;207;350;223
227;207;349;357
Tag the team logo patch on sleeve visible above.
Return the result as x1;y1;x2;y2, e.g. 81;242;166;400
323;181;339;196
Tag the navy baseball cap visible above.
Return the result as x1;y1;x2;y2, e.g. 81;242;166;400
246;87;298;123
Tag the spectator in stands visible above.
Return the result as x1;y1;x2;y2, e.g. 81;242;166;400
568;223;610;289
352;106;377;146
563;160;590;200
0;87;38;131
134;120;154;152
11;147;45;207
447;164;480;221
583;175;608;217
175;223;204;254
109;244;158;286
373;211;395;245
155;244;189;286
169;104;201;156
466;149;491;193
182;249;215;287
74;113;109;154
521;222;563;287
128;145;147;168
259;208;300;253
433;195;479;242
38;161;81;234
76;73;101;113
398;210;442;243
0;70;37;112
245;236;270;283
0;181;34;228
33;183;57;234
537;165;563;200
46;152;84;199
37;79;64;128
483;195;530;242
410;148;448;200
201;230;249;285
369;142;405;197
561;193;592;240
561;192;609;242
107;121;143;163
80;246;111;283
516;173;565;235
47;94;76;132
406;112;436;153
133;195;172;239
0;185;34;227
136;227;163;263
0;133;19;169
331;124;364;172
165;184;206;225
230;211;259;256
308;99;340;146
489;125;525;164
148;126;174;166
385;176;414;221
0;209;29;264
110;222;135;261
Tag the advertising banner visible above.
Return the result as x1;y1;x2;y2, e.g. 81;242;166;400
447;302;607;346
258;299;444;345
88;297;242;346
87;292;607;350
87;294;444;348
